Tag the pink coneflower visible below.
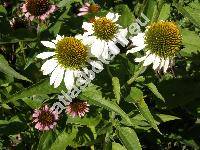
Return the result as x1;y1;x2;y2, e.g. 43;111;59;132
32;105;59;131
66;99;89;117
21;0;57;21
77;3;100;16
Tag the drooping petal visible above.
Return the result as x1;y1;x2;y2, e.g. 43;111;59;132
108;41;120;55
53;67;65;88
41;41;56;49
143;54;156;66
50;66;64;87
163;58;170;72
152;56;161;70
36;52;55;59
64;70;74;90
159;58;165;70
101;42;109;59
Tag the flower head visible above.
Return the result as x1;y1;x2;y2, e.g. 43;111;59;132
32;105;59;131
81;12;129;60
66;98;89;117
127;21;182;72
77;3;100;16
36;34;103;90
21;0;56;21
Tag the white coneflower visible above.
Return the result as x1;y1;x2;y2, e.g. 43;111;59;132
127;21;182;72
81;12;129;60
36;34;103;90
21;0;56;21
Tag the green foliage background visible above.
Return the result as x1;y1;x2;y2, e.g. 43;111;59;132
0;0;200;149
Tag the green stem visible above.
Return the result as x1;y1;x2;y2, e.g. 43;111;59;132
106;65;113;79
127;65;146;85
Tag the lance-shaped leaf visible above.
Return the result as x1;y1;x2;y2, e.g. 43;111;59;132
5;78;63;103
112;77;121;103
0;54;31;82
116;126;142;150
80;85;142;149
146;83;165;102
126;87;161;133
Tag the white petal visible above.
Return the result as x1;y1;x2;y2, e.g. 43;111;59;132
53;68;65;88
143;54;156;66
90;61;104;70
41;58;58;75
130;33;145;47
126;47;143;54
112;13;120;22
50;66;64;87
163;58;170;73
36;52;55;59
41;41;56;49
64;70;74;90
91;40;104;58
108;41;120;55
52;34;64;44
106;12;115;20
135;55;147;62
159;58;165;70
82;22;94;35
152;56;161;70
102;42;109;59
76;34;96;45
116;29;129;46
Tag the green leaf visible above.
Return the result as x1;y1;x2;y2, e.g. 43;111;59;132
116;126;142;150
127;87;160;133
144;0;157;22
37;131;57;150
80;84;133;126
112;77;121;103
126;87;143;103
0;5;7;15
158;3;170;20
49;129;77;150
5;78;63;103
0;54;31;82
114;4;135;27
173;1;200;29
112;142;126;150
67;115;102;127
146;83;165;102
180;28;200;56
155;114;180;123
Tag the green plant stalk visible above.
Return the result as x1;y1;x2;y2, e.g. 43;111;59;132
127;65;146;85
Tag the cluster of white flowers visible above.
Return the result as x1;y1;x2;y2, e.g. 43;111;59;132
37;12;129;90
